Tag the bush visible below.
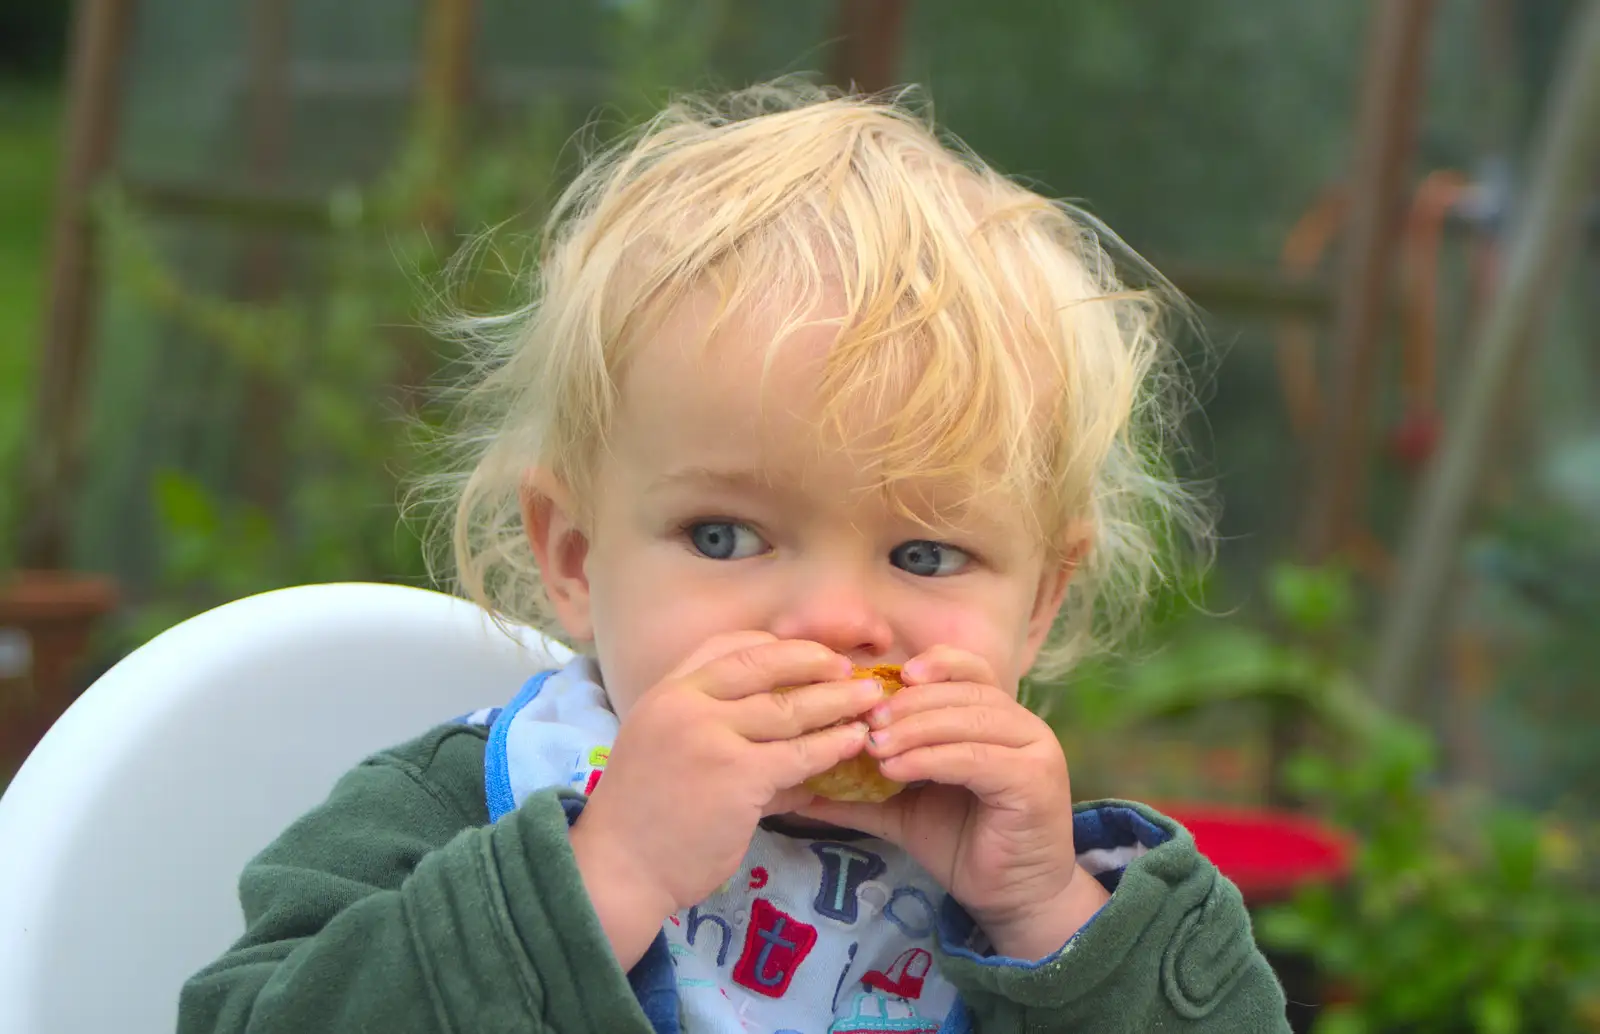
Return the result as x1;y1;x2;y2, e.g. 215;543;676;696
1257;727;1600;1034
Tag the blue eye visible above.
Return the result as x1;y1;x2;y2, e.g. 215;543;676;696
688;522;767;560
890;540;970;577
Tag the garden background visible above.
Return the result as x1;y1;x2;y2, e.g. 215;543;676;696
3;2;1598;1030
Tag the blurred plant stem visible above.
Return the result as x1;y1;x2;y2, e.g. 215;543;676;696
87;0;729;643
1372;0;1600;712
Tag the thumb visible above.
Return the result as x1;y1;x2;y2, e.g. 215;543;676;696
795;798;900;842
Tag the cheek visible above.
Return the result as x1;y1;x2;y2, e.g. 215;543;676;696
585;546;758;715
916;608;990;650
911;605;1018;680
904;583;1037;690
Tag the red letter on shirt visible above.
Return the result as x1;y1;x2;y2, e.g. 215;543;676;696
732;898;817;998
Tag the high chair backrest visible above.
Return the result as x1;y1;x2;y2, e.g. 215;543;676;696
0;582;572;1034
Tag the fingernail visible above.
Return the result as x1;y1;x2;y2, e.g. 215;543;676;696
902;661;926;682
868;704;891;727
867;728;887;748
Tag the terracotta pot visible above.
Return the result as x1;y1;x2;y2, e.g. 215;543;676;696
0;570;119;774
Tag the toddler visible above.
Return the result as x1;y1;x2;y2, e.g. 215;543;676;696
180;82;1289;1033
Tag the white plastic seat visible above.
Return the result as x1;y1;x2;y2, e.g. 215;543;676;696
0;582;572;1034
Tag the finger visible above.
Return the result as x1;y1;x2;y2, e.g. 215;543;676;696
666;630;779;680
764;721;870;789
689;639;852;702
865;704;1039;758
732;677;887;742
762;786;817;817
879;740;1046;800
902;645;999;688
793;797;900;840
864;680;1012;728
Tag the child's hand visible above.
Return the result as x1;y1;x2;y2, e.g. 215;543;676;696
798;645;1109;961
568;632;880;967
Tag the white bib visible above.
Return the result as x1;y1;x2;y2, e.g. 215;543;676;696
482;657;962;1033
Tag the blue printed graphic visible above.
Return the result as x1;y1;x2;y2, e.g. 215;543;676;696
883;886;935;939
810;843;887;923
685;905;733;967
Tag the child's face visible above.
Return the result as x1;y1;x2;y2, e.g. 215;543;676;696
525;288;1074;715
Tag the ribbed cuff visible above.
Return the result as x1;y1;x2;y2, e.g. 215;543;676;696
401;792;654;1033
935;800;1200;1011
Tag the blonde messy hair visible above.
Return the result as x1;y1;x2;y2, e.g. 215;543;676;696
432;80;1209;679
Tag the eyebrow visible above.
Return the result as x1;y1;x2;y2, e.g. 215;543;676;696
646;466;780;496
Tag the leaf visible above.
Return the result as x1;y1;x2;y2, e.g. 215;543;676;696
1470;990;1519;1034
1267;562;1355;633
1311;1005;1370;1034
153;469;219;536
1253;906;1319;952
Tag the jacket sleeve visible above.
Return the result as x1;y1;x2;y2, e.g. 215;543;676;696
177;725;655;1034
934;801;1291;1034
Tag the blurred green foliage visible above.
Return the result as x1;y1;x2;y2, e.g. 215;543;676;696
1041;564;1380;745
0;86;57;569
1469;506;1600;810
1043;561;1600;1032
88;1;729;645
1259;728;1600;1034
96;115;557;643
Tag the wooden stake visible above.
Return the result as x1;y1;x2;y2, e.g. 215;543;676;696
17;0;138;569
397;0;480;399
1372;0;1600;710
1301;0;1439;562
237;0;293;514
829;0;909;95
413;0;478;228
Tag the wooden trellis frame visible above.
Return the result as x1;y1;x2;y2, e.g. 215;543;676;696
1301;0;1441;564
12;0;918;574
1373;0;1600;712
18;0;137;570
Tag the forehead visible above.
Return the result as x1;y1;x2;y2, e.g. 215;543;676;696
609;287;1037;535
612;286;852;477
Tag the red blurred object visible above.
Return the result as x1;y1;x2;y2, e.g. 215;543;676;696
1386;410;1442;470
0;571;119;774
1155;803;1353;905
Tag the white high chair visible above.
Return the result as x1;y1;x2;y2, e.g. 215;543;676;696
0;582;573;1034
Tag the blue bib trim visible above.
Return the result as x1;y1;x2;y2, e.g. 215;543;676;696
484;670;555;823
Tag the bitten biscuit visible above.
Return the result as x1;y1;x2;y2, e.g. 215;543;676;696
796;664;905;803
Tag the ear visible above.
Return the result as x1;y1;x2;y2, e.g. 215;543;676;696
1020;535;1087;669
520;469;595;642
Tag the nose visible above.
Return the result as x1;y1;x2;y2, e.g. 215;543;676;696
767;565;894;663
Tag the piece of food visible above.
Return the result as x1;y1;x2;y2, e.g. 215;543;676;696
795;664;905;803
